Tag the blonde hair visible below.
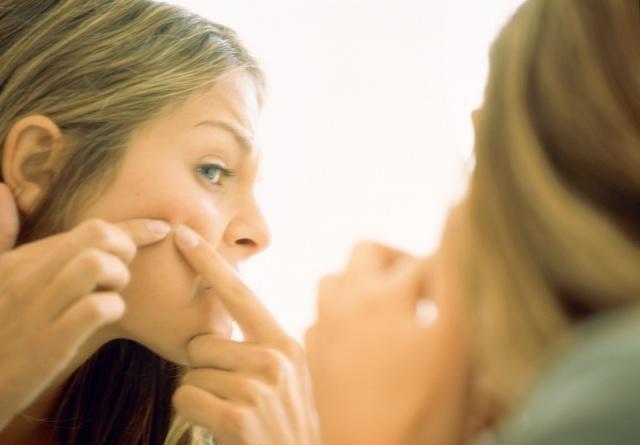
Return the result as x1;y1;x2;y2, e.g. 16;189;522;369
465;0;640;417
0;1;263;443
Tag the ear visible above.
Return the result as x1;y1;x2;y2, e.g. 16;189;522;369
2;115;63;214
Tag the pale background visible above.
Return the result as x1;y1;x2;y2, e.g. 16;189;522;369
166;0;525;339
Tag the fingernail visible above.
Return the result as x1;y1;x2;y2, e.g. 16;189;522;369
176;224;199;248
146;220;171;237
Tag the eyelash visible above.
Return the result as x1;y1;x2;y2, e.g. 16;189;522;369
195;163;236;186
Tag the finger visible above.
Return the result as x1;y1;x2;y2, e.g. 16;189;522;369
112;218;172;248
303;325;326;384
315;274;351;321
0;183;19;253
56;218;170;267
303;325;318;358
14;217;170;262
174;224;285;342
73;218;170;263
43;249;130;321
386;257;430;309
386;257;443;331
47;292;125;360
345;241;413;275
187;335;249;370
12;217;170;291
187;335;289;385
182;368;267;405
172;385;244;444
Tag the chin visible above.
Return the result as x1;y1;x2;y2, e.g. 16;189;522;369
140;327;233;366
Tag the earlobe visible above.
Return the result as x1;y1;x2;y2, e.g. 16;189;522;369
2;115;63;214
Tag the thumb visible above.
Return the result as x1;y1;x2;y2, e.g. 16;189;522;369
0;183;19;253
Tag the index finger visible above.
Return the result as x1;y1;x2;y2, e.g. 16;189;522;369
173;224;285;342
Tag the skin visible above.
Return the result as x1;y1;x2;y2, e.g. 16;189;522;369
304;113;482;445
75;74;271;365
305;200;473;445
0;74;320;444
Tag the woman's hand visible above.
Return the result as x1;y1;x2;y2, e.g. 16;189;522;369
0;183;171;429
305;204;471;445
171;225;320;445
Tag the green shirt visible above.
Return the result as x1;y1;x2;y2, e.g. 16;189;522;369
480;309;640;445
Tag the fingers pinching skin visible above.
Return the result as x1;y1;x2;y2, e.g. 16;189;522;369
9;218;171;295
63;218;171;266
173;224;284;342
113;218;172;249
41;249;131;321
0;216;171;428
0;183;19;253
47;292;126;360
172;224;319;445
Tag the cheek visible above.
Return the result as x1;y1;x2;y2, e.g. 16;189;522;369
108;196;231;362
76;173;230;345
116;191;227;311
135;191;226;241
78;154;226;240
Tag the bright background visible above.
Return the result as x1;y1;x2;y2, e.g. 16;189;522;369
167;0;525;339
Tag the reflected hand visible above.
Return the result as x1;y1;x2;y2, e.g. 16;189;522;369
305;235;470;445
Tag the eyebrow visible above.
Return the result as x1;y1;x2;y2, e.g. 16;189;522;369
194;120;254;153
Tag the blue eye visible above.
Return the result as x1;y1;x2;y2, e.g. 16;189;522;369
196;164;234;185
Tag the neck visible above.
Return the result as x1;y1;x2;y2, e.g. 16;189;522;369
0;330;117;445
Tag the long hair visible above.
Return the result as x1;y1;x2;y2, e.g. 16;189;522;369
0;1;264;443
463;0;640;416
465;0;640;418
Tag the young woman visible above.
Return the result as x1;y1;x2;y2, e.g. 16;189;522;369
0;1;318;444
306;0;640;444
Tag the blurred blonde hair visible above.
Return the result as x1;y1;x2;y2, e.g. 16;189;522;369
465;0;640;417
0;1;263;444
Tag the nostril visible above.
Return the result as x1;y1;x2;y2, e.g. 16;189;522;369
236;238;255;247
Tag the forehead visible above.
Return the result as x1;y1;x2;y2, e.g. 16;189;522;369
140;73;261;140
189;74;260;133
123;74;262;164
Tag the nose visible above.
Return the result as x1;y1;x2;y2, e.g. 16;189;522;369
222;196;271;261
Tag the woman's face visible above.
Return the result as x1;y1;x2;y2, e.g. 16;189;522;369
74;75;270;365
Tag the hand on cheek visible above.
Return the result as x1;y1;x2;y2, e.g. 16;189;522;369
0;183;171;428
171;225;320;445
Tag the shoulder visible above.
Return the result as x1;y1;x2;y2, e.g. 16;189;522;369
486;308;640;445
